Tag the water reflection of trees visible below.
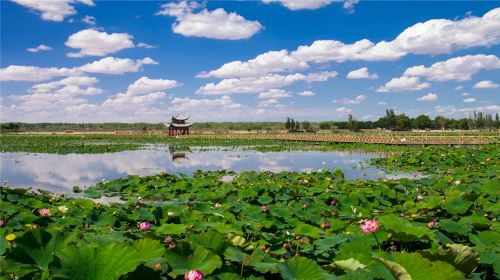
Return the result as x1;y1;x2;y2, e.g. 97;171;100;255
168;146;192;161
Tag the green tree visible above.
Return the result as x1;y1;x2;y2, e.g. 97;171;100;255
414;115;432;129
348;114;359;132
318;122;331;129
434;115;446;130
302;121;311;131
495;113;499;130
285;118;291;130
395;114;411;131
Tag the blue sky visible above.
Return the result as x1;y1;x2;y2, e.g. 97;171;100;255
1;0;499;123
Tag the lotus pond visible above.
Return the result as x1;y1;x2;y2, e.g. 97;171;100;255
0;145;415;193
0;139;499;279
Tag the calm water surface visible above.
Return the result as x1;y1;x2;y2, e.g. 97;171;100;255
0;146;410;193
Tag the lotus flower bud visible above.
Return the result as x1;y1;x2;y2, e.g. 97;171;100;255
428;220;437;229
184;270;204;280
38;208;51;217
360;219;380;234
138;221;151;231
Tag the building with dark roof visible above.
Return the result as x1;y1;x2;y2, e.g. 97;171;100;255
165;114;193;136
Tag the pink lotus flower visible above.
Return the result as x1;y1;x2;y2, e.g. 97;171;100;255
428;220;437;229
138;221;152;231
0;220;4;227
321;222;330;229
330;200;337;206
416;194;424;201
360;219;380;234
185;269;204;280
38;208;51;217
261;205;269;212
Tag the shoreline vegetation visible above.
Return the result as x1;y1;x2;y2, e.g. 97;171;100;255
1;134;499;279
1;134;425;154
1;109;499;133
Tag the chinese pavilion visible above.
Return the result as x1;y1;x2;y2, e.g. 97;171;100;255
166;114;193;136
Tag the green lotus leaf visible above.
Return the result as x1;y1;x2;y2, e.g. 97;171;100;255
16;229;75;270
277;257;331;280
164;246;222;277
379;214;434;242
443;195;472;215
438;219;471;236
189;231;228;255
55;243;141;280
373;256;411;280
83;188;102;199
314;235;349;253
334;258;367;271
156;223;187;235
469;231;500;251
377;252;464;280
133;238;165;265
294;223;322;239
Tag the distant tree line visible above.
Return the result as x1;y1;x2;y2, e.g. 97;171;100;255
313;110;499;132
1;110;498;132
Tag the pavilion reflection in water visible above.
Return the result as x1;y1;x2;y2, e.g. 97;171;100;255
168;146;192;161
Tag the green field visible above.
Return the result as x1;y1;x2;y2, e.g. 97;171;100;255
1;135;499;279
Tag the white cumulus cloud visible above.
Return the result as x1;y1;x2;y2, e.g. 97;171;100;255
417;93;438;102
0;57;158;82
197;50;308;78
102;76;181;113
298;91;315;96
335;106;352;113
262;0;337;10
392;8;500;55
201;8;500;78
346;67;378;79
157;1;262;40
404;54;500;81
27;44;52;52
82;15;96;25
127;77;182;95
463;97;477;103
258;89;292;99
377;76;430;92
78;57;157;74
473;80;499;89
335;94;367;105
11;0;94;22
170;95;242;112
197;71;336;95
0;65;76;82
66;29;135;57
